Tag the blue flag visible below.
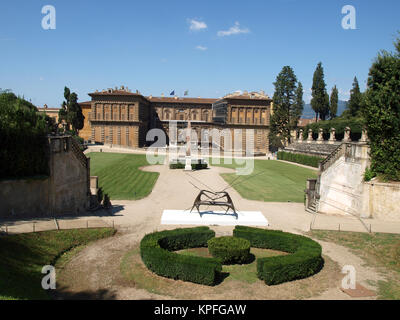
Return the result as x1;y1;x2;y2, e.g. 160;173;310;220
170;90;175;96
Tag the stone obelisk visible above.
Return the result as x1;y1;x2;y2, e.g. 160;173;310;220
184;121;192;171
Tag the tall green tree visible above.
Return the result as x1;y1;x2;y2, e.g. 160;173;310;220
363;36;400;181
270;66;303;145
311;62;330;121
329;85;339;119
346;76;364;117
58;87;84;134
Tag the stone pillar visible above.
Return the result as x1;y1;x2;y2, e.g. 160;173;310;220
360;128;369;143
298;129;303;143
317;128;324;144
343;126;351;142
307;129;313;143
328;128;336;144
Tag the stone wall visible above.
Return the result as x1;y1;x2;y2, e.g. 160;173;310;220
0;136;90;218
318;143;370;216
363;181;400;221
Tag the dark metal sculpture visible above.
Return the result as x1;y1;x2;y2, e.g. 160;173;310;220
190;190;238;219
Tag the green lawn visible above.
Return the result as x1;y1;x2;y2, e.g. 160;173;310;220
210;159;317;203
88;152;161;200
0;228;116;300
309;230;400;300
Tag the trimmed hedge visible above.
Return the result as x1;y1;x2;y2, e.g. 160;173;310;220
277;151;323;168
140;227;222;285
208;236;250;264
233;226;323;285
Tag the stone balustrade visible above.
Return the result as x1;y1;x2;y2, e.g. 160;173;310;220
284;127;369;158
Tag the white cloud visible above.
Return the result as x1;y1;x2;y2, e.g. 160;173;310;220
217;22;250;37
195;45;207;51
188;19;207;31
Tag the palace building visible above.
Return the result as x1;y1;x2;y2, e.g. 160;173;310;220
79;86;273;153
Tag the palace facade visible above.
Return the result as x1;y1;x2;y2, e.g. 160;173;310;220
79;87;273;153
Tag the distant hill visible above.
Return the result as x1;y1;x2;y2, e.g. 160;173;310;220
301;100;348;119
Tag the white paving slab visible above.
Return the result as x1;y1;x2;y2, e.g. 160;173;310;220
161;209;268;226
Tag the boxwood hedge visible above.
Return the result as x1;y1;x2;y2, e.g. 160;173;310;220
140;227;222;285
277;151;324;168
233;226;323;285
208;236;250;264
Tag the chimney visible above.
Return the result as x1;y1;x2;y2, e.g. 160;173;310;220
149;95;153;99
161;93;164;97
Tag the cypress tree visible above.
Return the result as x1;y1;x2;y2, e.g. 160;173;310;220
311;62;330;120
330;85;339;119
270;66;303;145
347;77;363;117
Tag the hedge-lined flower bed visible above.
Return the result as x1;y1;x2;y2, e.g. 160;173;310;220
140;227;222;285
233;226;323;285
208;236;250;264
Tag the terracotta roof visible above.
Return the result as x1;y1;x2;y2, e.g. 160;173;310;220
147;96;218;104
89;90;143;97
79;101;91;105
222;94;271;101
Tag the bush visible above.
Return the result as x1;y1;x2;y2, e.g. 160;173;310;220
0;92;51;179
207;236;250;264
362;37;400;181
277;151;323;168
140;227;222;286
233;226;323;285
364;167;376;182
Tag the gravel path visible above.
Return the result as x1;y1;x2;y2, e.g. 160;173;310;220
55;163;384;300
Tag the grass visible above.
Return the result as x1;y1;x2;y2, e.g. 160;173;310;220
210;159;317;203
88;152;162;200
119;244;340;300
0;228;116;300
309;230;400;300
120;246;285;293
179;247;286;284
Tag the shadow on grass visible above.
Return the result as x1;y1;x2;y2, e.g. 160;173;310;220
52;286;117;300
215;272;230;285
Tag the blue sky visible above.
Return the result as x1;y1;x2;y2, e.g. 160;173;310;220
1;0;399;109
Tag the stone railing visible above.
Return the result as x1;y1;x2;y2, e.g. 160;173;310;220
295;126;368;145
69;136;89;169
319;143;347;172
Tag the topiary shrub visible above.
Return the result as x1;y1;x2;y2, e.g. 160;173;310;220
140;227;222;285
207;236;250;264
233;226;323;285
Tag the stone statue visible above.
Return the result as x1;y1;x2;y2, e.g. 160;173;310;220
298;129;303;143
317;128;324;144
184;121;192;171
329;128;336;144
343;127;351;142
307;129;313;143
